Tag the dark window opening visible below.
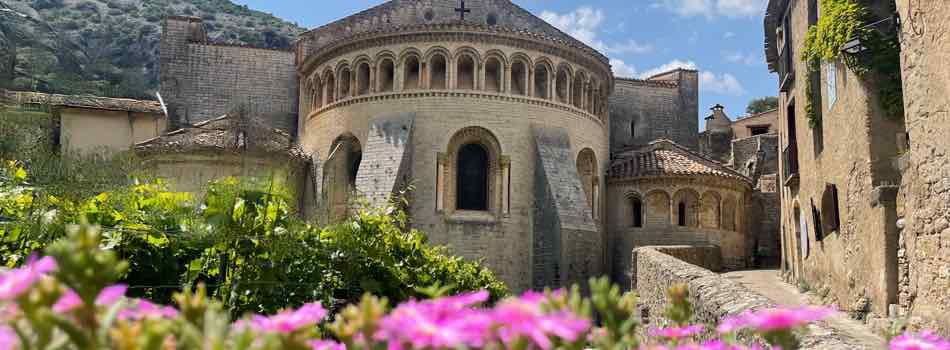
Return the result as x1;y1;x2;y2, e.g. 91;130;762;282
783;101;800;179
630;120;637;140
457;143;489;211
485;58;502;92
632;198;643;228
457;55;475;90
750;126;770;136
821;184;840;236
511;61;526;95
404;56;420;90
430;55;447;89
357;63;370;95
678;202;687;226
811;199;824;241
380;59;395;92
348;151;362;187
534;65;549;99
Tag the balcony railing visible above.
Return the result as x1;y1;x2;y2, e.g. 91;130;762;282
783;144;800;186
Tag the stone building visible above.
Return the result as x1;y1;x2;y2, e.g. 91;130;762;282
764;0;950;333
151;0;776;292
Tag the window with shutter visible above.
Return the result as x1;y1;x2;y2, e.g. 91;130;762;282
811;199;824;241
827;61;837;108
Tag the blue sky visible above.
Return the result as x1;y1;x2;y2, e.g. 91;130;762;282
232;0;777;129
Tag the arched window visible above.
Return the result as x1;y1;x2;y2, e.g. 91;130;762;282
556;68;569;103
678;202;687;226
356;63;370;95
312;79;323;109
430;54;447;89
632;197;643;228
485;57;502;92
510;60;527;95
456;143;489;211
379;59;395;92
572;75;585;109
576;148;598;219
457;55;476;90
324;135;362;222
534;64;549;99
404;56;421;90
674;189;700;228
339;67;351;98
324;73;335;104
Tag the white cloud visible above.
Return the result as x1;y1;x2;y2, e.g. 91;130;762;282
723;31;735;38
610;58;638;78
700;71;746;95
723;51;763;66
653;0;765;18
638;59;698;79
540;7;653;55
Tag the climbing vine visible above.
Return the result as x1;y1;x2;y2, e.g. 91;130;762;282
801;0;904;126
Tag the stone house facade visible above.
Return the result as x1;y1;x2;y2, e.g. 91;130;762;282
766;0;948;334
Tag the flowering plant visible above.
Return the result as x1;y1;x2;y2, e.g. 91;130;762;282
1;223;947;350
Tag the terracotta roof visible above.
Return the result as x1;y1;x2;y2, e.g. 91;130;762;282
609;139;750;183
134;115;309;162
2;90;163;114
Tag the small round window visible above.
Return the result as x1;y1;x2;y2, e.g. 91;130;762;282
424;9;435;21
486;13;498;26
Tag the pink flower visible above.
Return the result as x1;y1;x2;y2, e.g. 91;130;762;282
0;255;56;300
889;331;950;350
118;299;179;321
492;291;590;350
676;341;767;350
309;340;346;350
375;291;491;350
0;325;16;350
54;284;128;313
717;306;835;333
649;324;704;339
249;302;327;333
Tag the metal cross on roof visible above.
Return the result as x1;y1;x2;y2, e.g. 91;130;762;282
455;0;471;21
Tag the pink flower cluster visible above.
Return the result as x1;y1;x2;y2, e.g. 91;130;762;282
717;305;835;333
53;284;127;313
641;341;767;350
375;290;589;350
0;256;56;300
117;299;180;321
649;325;705;339
890;331;950;350
244;302;328;333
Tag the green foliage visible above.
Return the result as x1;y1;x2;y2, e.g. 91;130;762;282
745;96;778;115
0;163;508;315
801;0;904;122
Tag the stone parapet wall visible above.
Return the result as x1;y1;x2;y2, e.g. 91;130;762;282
634;247;876;349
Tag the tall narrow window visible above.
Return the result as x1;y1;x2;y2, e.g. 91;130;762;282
324;74;336;104
430;54;447;89
357;63;370;95
456;143;489;211
632;197;643;228
457;55;475;90
485;57;502;92
404;56;421;90
511;61;527;95
534;64;549;99
630;120;637;140
820;184;840;236
556;69;569;103
339;68;351;98
826;61;837;108
678;202;687;226
379;59;395;92
572;75;585;109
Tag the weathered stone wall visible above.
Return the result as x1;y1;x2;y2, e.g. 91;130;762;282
160;17;298;132
354;114;414;208
628;245;721;290
60;108;165;153
609;73;699;152
894;0;950;335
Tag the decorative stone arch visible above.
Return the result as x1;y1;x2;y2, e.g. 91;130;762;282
644;189;671;227
555;63;573;104
437;126;510;216
624;191;644;228
533;57;555;100
572;71;588;109
375;51;397;92
673;188;701;227
324;133;363;222
322;69;336;104
424;47;451;90
576;148;599;220
335;61;352;99
352;56;373;96
482;50;508;93
508;53;532;96
454;47;481;90
310;76;323;109
721;194;738;232
399;48;423;90
700;190;722;229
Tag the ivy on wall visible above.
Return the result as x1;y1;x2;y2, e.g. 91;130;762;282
801;0;904;127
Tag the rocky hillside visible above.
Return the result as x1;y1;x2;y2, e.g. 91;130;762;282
0;0;304;100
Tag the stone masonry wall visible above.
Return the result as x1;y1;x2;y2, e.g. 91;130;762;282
635;247;877;349
354;113;414;208
894;0;950;335
609;72;699;152
160;17;298;132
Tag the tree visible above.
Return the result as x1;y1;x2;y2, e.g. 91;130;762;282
746;96;779;114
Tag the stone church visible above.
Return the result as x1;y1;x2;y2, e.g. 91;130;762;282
148;0;779;292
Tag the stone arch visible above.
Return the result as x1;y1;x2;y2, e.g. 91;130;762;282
309;76;323;110
572;71;587;109
555;64;573;104
585;78;597;114
509;53;531;96
700;191;722;229
483;54;505;93
576;148;598;220
625;192;644;228
722;194;738;231
644;189;671;227
424;48;450;90
400;50;422;90
375;52;396;92
533;58;554;99
673;188;701;227
322;69;336;104
336;62;352;98
444;126;503;213
355;60;371;95
454;48;480;90
324;133;363;222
